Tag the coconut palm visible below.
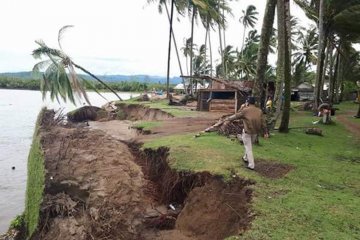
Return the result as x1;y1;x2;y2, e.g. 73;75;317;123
239;5;258;55
292;27;318;70
278;0;292;133
216;45;236;77
32;26;122;105
199;0;231;77
165;0;175;97
147;0;188;94
294;0;360;110
193;44;211;76
253;0;277;101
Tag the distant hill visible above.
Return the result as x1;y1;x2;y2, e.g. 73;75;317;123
0;71;182;84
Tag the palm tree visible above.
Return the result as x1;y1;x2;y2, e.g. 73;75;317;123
216;45;236;77
32;26;122;105
147;0;188;96
193;44;211;76
253;0;277;102
239;5;259;55
181;38;193;76
235;30;260;80
292;27;318;70
187;0;208;94
165;0;175;98
199;0;231;77
278;0;292;133
295;0;360;110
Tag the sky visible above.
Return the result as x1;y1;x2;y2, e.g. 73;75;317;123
0;0;312;78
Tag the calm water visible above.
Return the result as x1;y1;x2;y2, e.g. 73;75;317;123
0;89;137;233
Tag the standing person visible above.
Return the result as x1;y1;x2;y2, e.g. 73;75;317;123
225;96;269;170
266;96;273;113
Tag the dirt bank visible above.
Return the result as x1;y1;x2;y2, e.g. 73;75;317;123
32;110;254;240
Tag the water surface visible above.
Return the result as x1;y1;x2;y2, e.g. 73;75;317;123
0;89;136;232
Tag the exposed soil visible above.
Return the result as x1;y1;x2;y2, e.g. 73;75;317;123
89;120;138;141
139;113;224;141
33;110;254;240
254;159;294;179
336;111;360;138
114;103;174;121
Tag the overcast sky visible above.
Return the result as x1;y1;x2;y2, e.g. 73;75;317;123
0;0;311;77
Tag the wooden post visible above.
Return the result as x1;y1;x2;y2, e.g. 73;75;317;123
235;91;238;113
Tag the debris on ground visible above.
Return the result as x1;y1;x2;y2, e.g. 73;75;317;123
305;127;323;136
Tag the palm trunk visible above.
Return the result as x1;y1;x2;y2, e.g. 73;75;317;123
240;26;247;79
190;7;196;95
334;51;342;104
166;0;175;98
328;43;337;105
164;1;186;93
320;40;330;101
218;24;225;77
241;26;246;55
278;0;291;133
73;63;122;101
222;1;226;48
314;0;326;111
208;26;213;77
356;100;360;118
204;23;209;73
254;0;277;105
275;0;286;113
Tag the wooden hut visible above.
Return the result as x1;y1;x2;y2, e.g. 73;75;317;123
195;76;253;113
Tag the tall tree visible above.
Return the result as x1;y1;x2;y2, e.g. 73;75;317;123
278;0;292;133
253;0;277;104
239;5;259;56
32;26;122;105
147;0;188;94
165;0;175;98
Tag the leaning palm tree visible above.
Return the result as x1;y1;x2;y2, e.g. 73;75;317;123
32;25;122;105
239;5;258;55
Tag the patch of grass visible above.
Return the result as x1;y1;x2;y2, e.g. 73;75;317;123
10;214;24;230
334;101;359;112
24;109;45;238
132;121;162;131
143;103;360;239
123;99;199;117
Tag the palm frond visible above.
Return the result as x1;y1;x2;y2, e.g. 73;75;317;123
58;25;74;50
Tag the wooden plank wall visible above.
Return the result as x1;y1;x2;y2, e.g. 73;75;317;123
209;99;236;113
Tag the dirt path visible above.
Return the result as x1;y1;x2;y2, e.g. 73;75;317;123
89;120;138;141
336;111;360;138
139;113;224;141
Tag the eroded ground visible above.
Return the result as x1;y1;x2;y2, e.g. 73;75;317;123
33;107;255;240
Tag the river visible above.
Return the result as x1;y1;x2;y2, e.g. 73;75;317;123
0;89;137;233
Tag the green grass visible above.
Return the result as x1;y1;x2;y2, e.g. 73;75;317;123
132;121;162;131
143;103;360;239
123;99;199;117
24;109;45;238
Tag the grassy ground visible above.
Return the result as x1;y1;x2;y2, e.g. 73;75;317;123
123;99;199;117
24;109;45;238
143;102;360;239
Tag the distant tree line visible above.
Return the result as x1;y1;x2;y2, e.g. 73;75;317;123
0;76;172;92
